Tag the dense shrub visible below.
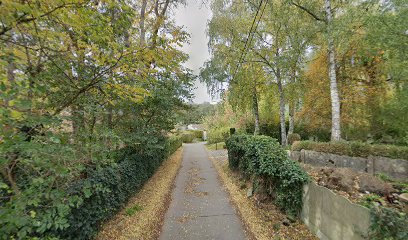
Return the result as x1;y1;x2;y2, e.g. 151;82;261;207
181;132;195;143
57;151;162;239
226;134;250;170
226;135;309;216
292;141;408;160
190;130;204;140
55;137;181;239
245;122;331;143
287;133;301;145
369;206;408;240
207;127;230;144
245;122;281;142
0;137;181;239
166;135;183;156
295;124;331;142
179;130;204;143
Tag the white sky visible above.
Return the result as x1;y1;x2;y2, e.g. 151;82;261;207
174;0;214;103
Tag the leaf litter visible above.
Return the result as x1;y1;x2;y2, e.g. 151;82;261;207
97;148;184;240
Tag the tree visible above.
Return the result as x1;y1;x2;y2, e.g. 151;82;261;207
201;0;267;136
0;1;194;237
290;0;342;140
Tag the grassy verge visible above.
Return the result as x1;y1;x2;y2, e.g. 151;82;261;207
209;154;317;240
206;142;226;151
97;148;184;240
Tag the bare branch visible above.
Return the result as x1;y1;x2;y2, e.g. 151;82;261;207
290;1;326;23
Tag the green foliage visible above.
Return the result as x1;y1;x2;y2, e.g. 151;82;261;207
189;130;204;140
376;173;393;182
0;1;193;238
202;0;408;147
166;135;183;156
125;204;143;216
287;133;301;145
245;122;282;143
178;103;216;124
359;194;385;208
0;137;180;239
369;206;408;240
226;135;309;216
56;146;166;239
292;141;408;160
208;127;230;144
181;132;195;143
244;122;332;144
179;130;204;143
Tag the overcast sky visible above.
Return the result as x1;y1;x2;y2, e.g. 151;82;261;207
174;0;214;104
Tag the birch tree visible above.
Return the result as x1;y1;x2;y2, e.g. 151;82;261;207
290;0;342;140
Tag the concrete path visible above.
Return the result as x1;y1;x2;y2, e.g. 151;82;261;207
159;142;247;240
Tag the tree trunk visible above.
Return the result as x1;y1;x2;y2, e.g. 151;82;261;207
288;70;296;135
252;87;260;135
139;0;147;45
288;100;295;135
276;68;287;146
325;0;341;141
151;0;170;49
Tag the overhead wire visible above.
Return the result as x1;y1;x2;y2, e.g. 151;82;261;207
231;0;269;84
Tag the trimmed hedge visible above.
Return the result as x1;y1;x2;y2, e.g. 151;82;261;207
180;130;203;143
181;132;195;143
292;141;408;160
166;135;183;156
226;135;309;216
189;130;203;139
44;137;182;239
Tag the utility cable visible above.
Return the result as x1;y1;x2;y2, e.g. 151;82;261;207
231;0;269;84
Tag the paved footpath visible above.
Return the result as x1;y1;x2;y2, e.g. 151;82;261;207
159;142;247;240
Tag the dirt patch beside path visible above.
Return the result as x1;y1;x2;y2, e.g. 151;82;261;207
96;148;184;240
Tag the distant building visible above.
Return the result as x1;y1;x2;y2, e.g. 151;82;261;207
187;124;205;131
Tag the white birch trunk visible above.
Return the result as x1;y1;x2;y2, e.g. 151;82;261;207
288;100;295;135
276;68;287;146
325;0;341;141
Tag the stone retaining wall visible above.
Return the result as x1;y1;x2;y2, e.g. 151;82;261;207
302;182;370;240
290;150;407;181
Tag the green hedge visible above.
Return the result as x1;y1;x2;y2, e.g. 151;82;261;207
292;141;408;160
166;135;183;156
226;135;309;216
180;130;203;143
56;151;161;239
54;137;181;239
189;130;203;139
181;132;195;143
0;137;181;239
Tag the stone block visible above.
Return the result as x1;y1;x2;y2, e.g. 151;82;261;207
302;182;370;240
303;150;367;173
290;150;301;162
371;156;408;181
